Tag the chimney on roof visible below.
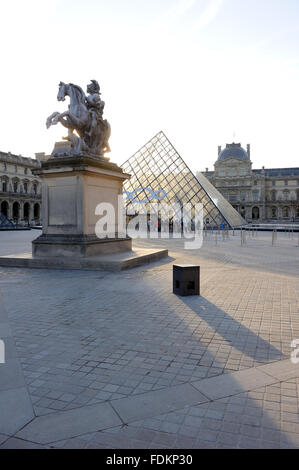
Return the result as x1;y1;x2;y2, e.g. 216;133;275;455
247;144;251;159
205;168;209;172
35;152;46;162
218;146;221;155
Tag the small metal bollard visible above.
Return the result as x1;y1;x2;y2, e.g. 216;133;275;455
173;264;200;296
241;229;246;246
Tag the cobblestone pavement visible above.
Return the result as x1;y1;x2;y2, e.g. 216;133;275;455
0;229;298;449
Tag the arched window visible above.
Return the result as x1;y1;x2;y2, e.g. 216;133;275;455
23;202;30;221
252;207;260;219
296;207;299;218
283;207;289;218
271;207;277;218
13;181;18;193
12;202;20;221
0;200;8;218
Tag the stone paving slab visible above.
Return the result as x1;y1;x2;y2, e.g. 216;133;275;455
94;376;299;449
259;359;299;382
0;387;34;436
16;401;122;444
191;367;278;400
112;383;208;423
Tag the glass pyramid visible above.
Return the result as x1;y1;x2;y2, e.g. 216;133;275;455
121;131;246;228
0;212;15;229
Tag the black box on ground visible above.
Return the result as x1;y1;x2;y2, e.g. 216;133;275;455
173;264;200;296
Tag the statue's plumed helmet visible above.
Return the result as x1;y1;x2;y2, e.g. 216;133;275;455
88;80;100;94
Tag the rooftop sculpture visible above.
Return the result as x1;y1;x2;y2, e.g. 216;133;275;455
46;80;111;158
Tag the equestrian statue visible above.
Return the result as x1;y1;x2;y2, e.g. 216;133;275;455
46;80;111;158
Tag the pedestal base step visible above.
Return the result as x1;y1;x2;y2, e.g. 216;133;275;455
0;248;168;271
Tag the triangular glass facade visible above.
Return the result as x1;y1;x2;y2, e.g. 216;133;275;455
0;212;14;229
121;131;246;228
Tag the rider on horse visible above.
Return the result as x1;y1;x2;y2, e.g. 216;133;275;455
86;80;105;139
46;80;111;157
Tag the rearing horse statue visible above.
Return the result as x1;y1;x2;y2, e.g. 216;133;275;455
46;81;111;157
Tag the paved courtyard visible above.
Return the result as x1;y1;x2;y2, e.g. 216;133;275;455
0;229;298;449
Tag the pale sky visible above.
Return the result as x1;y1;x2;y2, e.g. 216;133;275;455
1;0;299;173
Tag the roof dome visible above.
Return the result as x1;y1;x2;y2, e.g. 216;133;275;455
218;143;249;161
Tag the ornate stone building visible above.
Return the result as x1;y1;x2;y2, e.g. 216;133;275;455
200;143;299;223
0;151;42;225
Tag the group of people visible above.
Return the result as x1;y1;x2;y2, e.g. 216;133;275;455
146;218;196;233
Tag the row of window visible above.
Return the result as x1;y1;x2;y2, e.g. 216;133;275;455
270;190;299;201
0;200;40;220
1;163;31;175
218;168;248;177
1;181;38;194
237;206;299;219
227;189;299;203
216;170;294;187
228;191;259;202
272;180;290;186
218;180;295;190
270;207;299;218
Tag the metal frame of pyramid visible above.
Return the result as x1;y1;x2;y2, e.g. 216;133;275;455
121;131;246;228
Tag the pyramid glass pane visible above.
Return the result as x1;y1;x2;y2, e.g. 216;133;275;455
121;131;246;228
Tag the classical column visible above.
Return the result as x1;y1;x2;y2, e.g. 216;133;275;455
29;202;34;225
19;201;24;223
245;206;251;220
8;201;13;220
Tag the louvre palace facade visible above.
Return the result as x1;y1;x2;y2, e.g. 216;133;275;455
200;143;299;223
0;151;42;225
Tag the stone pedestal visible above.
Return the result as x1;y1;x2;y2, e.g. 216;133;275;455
32;153;132;258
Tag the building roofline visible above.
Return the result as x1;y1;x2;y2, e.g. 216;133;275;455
0;151;40;167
